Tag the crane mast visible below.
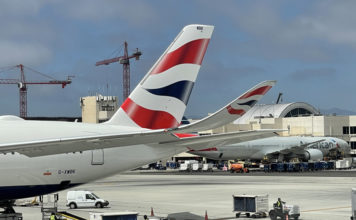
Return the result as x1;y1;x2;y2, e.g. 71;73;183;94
96;41;141;102
18;64;27;118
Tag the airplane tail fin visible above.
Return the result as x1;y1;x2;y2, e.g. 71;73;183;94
106;24;214;129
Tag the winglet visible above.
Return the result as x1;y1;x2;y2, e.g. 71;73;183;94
176;80;276;133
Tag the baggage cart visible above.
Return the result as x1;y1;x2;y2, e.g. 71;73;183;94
277;163;284;172
299;162;308;171
192;163;203;171
233;194;268;218
264;164;271;172
202;163;213;172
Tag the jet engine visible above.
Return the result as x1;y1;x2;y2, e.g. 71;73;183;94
303;149;323;161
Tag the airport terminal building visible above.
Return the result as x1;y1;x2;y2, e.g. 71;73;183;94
206;102;356;156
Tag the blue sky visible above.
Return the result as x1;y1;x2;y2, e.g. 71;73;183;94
0;0;355;117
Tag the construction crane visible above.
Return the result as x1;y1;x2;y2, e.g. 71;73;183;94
0;64;73;118
96;41;142;102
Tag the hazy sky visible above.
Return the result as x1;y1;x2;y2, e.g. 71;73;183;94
0;0;355;117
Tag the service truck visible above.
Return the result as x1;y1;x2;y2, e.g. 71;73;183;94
67;190;109;209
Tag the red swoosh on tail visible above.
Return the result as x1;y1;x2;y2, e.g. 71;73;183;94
121;98;179;129
150;39;210;75
226;106;246;115
239;85;272;99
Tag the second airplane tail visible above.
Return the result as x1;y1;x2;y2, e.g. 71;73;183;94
106;24;214;129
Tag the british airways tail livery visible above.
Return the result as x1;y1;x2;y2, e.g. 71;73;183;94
106;24;212;128
0;25;277;205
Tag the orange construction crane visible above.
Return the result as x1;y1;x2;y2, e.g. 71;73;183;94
0;64;73;118
96;41;142;102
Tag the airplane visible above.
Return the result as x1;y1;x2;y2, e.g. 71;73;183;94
189;136;350;162
0;24;278;209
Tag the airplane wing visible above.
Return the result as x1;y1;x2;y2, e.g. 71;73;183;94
0;129;280;157
176;80;276;133
0;129;178;157
168;129;281;150
265;139;325;156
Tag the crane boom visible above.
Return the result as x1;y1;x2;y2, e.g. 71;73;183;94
96;41;141;102
0;64;73;118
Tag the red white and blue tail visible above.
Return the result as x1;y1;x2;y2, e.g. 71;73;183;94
106;24;214;129
177;80;276;133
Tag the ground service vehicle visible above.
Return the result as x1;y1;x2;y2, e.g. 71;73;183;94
269;200;300;220
67;191;109;209
230;163;249;173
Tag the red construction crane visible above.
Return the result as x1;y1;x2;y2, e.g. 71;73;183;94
96;41;142;102
0;64;73;118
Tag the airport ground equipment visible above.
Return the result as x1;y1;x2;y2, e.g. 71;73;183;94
40;194;58;220
57;211;86;220
0;200;22;220
0;64;72;118
230;163;249;173
264;161;335;172
0;212;22;220
90;212;138;220
14;197;39;207
166;162;178;169
336;158;352;169
67;190;109;209
179;163;190;172
233;195;269;218
269;199;300;220
179;160;200;172
202;163;214;172
351;188;356;220
192;162;203;171
154;163;167;170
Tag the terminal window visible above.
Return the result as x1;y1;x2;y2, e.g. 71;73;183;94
343;126;356;134
351;142;356;149
343;126;349;134
351;126;356;134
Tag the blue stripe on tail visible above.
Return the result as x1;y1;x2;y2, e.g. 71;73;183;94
144;80;194;105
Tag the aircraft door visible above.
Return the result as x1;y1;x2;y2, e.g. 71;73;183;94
91;149;104;165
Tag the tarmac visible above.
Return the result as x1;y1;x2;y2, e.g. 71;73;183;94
13;170;356;220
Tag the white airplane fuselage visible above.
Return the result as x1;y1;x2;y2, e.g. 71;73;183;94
191;136;349;161
0;119;184;200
